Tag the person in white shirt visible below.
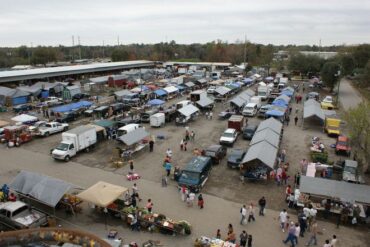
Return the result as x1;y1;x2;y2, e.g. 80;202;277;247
189;192;195;206
323;239;331;247
166;148;172;157
330;235;338;247
279;209;288;232
240;205;247;225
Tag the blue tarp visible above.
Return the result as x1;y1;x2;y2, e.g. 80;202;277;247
243;78;253;84
154;89;167;97
265;76;274;81
281;90;294;97
265;109;285;117
272;99;288;107
52;100;92;113
148;99;165;106
41;91;49;98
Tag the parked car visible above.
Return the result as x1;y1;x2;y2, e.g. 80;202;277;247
335;135;351;156
227;149;246;168
242;103;258;117
342;160;364;184
219;128;238;146
207;86;217;94
204;144;227;165
258;104;272;118
72;93;90;101
56;112;78;123
13;104;32;113
44;96;63;106
242;124;258;140
218;110;236;120
37;122;69;137
322;95;333;104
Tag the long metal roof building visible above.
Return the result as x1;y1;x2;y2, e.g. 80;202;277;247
0;60;154;83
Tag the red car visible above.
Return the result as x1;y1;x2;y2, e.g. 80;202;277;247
335;135;351;156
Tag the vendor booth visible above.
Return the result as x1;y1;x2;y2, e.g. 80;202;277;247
196;97;214;111
117;128;150;155
176;104;199;125
296;176;370;220
303;99;325;129
11;114;38;125
255;117;283;136
250;128;280;148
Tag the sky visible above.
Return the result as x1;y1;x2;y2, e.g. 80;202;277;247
0;0;369;47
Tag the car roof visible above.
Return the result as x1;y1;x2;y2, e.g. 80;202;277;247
344;160;358;168
183;156;211;173
245;125;258;130
224;128;236;133
338;136;349;141
206;144;222;151
230;149;245;154
0;201;26;212
246;102;257;106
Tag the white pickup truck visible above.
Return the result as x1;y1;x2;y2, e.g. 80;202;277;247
37;122;69;137
0;201;48;229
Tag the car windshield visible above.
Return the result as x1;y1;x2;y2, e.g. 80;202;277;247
205;151;216;157
222;132;234;138
181;171;199;180
244;128;254;133
258;92;266;96
231;150;243;156
245;107;254;111
45;124;52;128
344;166;356;174
337;141;348;146
56;143;69;151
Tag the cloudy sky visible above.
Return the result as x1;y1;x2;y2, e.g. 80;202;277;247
1;0;369;47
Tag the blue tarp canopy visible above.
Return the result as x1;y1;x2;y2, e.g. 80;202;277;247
243;78;253;84
265;109;285;117
154;89;167;97
272;99;288;107
147;99;165;106
52;100;92;113
281;90;294;97
265;76;274;81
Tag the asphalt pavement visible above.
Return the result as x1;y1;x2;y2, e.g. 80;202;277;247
338;78;363;111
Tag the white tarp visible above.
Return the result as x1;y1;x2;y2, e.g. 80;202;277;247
178;104;199;117
163;86;179;94
11;114;38;123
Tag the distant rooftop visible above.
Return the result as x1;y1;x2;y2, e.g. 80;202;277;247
164;61;231;67
299;51;338;59
0;60;154;83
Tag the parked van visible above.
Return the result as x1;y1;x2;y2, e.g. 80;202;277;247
150;113;165;127
117;123;140;137
177;156;212;192
242;103;258;117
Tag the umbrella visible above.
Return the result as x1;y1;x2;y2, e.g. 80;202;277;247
148;99;165;106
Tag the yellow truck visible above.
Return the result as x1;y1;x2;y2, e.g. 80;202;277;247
325;117;341;136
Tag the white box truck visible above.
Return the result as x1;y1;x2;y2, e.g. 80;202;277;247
257;86;270;100
150;113;165;127
51;125;97;161
250;96;262;109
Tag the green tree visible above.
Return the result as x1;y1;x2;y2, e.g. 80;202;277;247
352;44;370;68
344;102;370;171
360;60;370;86
111;48;129;62
321;61;340;91
31;47;57;65
340;54;356;75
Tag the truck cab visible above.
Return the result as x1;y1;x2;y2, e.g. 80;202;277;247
178;156;212;193
52;141;77;161
342;160;364;184
325;118;341;136
242;103;258;117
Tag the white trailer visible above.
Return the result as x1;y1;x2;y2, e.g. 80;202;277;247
150;113;165;127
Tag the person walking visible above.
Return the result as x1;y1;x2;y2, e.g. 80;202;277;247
205;111;209;119
132;183;141;201
131;193;137;208
216;229;221;239
128;160;134;174
298;210;307;237
247;235;253;247
166;148;172;158
180;185;187;202
209;111;213;120
306;220;318;246
294;116;298;126
279;209;288;232
180;139;184;151
248;203;256;222
240;205;247;225
190;131;195;141
285;115;290;126
240;230;248;247
323;239;331;247
149;139;154;152
197;194;204;209
330;235;338;247
189;191;195;207
184;140;188;151
146;199;153;213
258;196;266;216
165;161;172;177
294;222;300;245
288;193;295;208
282;222;296;247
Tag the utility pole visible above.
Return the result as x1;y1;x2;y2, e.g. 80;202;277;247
78;36;81;60
72;36;75;61
243;35;247;67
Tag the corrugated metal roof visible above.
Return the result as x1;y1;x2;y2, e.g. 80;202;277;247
163;85;179;94
0;60;154;83
177;104;199;117
215;86;231;95
114;89;131;97
196;97;214;107
118;128;149;146
300;176;370;204
250;128;280;148
241;140;277;169
256;117;283;135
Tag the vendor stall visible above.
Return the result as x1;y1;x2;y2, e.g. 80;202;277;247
117;128;150;154
296;176;370;219
11;114;38;125
195;236;238;247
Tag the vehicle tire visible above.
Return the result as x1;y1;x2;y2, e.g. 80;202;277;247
64;156;70;162
45;132;50;137
63;127;68;131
